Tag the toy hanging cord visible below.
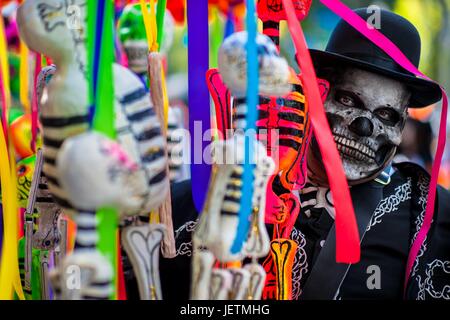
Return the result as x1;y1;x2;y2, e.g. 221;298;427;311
187;0;211;212
282;0;360;263
139;0;169;125
87;0;118;299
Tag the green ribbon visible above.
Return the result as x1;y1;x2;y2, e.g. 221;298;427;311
87;0;118;300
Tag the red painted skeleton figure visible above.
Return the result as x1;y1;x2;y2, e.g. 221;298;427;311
206;65;329;300
204;0;330;300
257;0;312;49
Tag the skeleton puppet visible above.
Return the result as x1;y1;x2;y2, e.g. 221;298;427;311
17;0;169;300
205;27;327;299
118;3;186;183
117;3;174;76
191;31;291;300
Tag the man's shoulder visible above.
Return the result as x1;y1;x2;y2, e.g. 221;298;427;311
393;161;449;205
170;179;199;229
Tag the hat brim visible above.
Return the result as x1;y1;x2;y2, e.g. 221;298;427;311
309;49;442;108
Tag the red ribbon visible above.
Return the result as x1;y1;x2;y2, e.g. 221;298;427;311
282;0;360;263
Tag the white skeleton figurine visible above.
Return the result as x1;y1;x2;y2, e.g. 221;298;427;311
191;31;291;300
17;0;169;300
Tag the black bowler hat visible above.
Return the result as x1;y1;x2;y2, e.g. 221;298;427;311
309;8;442;108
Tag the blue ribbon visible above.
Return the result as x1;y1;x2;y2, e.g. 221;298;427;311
89;0;106;128
231;0;259;254
224;10;235;39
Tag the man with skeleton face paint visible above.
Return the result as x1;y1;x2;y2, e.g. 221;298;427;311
308;67;410;185
157;7;450;300
296;8;450;300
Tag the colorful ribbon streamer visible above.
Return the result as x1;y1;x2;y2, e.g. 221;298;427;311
282;0;360;263
87;0;118;299
0;9;23;300
140;0;169;126
0;122;24;300
187;0;211;212
139;0;158;52
230;0;259;254
19;40;30;114
30;52;41;153
0;16;10;144
316;0;447;293
156;0;167;51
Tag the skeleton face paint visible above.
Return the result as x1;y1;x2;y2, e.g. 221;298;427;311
308;67;411;184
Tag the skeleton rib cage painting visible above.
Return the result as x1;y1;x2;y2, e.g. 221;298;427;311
0;0;449;304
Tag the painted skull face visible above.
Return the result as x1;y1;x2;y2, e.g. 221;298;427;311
218;31;291;97
17;0;88;71
309;67;410;183
118;3;174;75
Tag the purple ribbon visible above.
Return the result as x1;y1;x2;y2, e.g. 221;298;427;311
187;0;211;212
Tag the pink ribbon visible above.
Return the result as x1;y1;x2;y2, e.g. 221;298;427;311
31;52;41;153
319;0;448;295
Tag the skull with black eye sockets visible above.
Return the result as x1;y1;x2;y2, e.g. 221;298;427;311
309;67;411;184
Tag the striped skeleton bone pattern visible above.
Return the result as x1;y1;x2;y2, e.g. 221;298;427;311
17;0;169;300
191;31;290;300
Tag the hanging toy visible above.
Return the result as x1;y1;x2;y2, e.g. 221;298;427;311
17;0;170;300
191;31;291;300
118;2;186;184
257;0;312;50
117;3;174;76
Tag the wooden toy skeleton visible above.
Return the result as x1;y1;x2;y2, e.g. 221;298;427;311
191;31;292;300
17;0;170;300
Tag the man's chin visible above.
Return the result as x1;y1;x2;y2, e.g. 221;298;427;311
307;137;388;186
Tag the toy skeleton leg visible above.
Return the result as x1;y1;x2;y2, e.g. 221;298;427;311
190;250;215;300
121;223;165;300
229;268;251;300
245;263;267;300
210;269;233;300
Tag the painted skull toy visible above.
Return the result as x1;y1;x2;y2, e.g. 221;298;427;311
118;3;174;75
190;31;291;300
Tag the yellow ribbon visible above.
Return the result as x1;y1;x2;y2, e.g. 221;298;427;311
139;0;159;52
0;125;24;300
19;41;30;113
0;17;10;121
0;14;24;301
